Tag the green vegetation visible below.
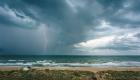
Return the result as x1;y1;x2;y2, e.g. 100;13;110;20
96;70;140;80
0;69;96;80
0;69;140;80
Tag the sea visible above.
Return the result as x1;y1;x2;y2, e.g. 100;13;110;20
0;55;140;67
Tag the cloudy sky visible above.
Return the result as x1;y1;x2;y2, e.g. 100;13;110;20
0;0;140;55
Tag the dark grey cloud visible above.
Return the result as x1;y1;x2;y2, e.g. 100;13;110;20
0;0;140;55
20;0;104;53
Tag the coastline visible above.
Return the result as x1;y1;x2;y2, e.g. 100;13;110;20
0;66;140;72
44;67;140;72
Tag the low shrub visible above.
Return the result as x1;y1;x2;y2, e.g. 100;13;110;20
0;69;96;80
96;70;140;80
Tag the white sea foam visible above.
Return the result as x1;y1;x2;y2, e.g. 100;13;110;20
8;60;17;61
0;61;140;67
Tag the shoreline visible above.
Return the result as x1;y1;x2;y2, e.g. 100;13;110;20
0;66;140;72
33;67;140;72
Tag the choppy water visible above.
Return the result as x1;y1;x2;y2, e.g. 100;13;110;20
0;55;140;67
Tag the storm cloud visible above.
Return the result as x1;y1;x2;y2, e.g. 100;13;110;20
0;0;140;55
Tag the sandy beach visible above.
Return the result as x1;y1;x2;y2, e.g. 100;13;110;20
0;66;140;72
46;67;140;72
31;67;140;73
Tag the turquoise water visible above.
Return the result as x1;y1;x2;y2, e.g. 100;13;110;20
0;55;140;67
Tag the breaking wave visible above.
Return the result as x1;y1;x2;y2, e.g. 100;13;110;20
0;60;140;67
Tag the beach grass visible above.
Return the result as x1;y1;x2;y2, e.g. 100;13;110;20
0;69;96;80
0;69;140;80
96;70;140;80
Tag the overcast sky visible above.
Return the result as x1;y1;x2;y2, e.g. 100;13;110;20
0;0;140;55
